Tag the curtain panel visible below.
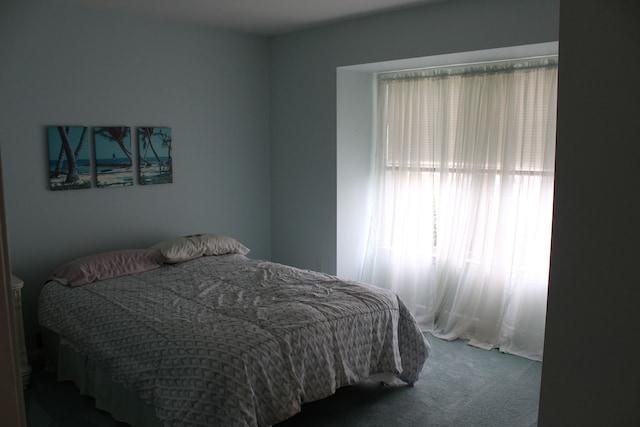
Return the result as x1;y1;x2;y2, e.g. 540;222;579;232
361;58;558;360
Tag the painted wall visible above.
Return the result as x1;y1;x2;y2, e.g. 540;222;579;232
269;0;560;275
0;0;271;353
336;69;375;281
538;1;640;424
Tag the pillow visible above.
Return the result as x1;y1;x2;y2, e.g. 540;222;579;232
51;249;164;287
150;233;250;264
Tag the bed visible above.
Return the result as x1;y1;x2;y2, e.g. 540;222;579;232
38;234;429;426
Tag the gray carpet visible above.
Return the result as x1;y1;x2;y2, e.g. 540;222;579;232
24;334;542;426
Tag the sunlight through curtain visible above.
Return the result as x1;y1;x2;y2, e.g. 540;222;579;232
360;58;558;360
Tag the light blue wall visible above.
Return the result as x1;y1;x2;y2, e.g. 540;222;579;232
0;0;561;357
336;70;375;280
269;0;560;274
0;0;271;352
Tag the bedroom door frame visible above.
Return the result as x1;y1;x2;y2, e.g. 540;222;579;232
0;148;27;427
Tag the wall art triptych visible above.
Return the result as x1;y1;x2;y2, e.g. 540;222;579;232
47;125;172;191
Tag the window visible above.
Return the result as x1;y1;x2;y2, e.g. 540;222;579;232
360;57;558;360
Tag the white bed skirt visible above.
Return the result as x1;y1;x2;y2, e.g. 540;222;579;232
44;328;162;427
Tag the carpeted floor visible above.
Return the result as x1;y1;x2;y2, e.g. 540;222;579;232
24;334;542;426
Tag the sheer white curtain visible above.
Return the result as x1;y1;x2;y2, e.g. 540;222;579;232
360;58;558;360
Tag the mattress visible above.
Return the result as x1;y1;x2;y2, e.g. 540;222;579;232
38;254;429;426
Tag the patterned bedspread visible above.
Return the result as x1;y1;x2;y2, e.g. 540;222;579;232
38;255;429;426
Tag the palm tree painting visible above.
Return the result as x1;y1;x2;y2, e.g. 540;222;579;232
94;127;133;188
47;125;91;191
138;127;172;185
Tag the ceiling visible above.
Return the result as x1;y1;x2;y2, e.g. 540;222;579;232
56;0;445;36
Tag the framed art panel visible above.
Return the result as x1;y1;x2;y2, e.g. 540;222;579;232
47;126;91;191
93;127;133;188
138;127;172;185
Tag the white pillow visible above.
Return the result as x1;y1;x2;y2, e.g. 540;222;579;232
150;234;250;263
